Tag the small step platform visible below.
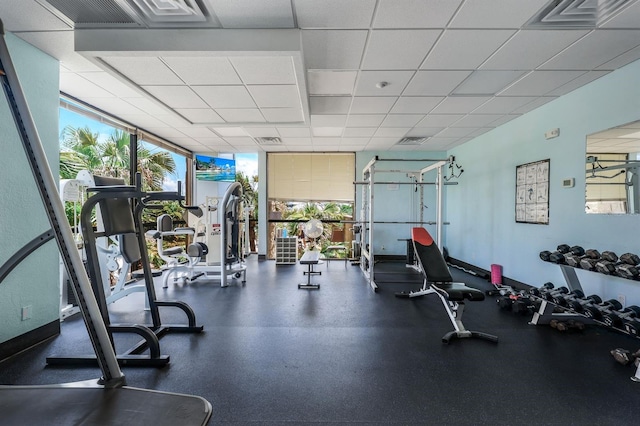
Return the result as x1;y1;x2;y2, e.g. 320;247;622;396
299;250;322;290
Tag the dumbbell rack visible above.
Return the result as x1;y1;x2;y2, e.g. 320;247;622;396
533;260;640;382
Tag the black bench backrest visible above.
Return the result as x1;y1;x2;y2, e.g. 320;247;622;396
411;227;452;283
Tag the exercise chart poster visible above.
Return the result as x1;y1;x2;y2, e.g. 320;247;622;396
516;159;549;225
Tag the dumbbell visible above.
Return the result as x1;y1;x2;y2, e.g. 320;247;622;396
594;251;620;275
615;253;640;279
624;318;640;336
552;289;585;307
529;282;555;297
604;305;640;329
566;248;600;268
568;293;602;313
548;244;572;264
583;298;623;321
539;286;570;302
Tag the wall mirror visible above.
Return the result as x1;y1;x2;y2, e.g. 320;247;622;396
586;119;640;214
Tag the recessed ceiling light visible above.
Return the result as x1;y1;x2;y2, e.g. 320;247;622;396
376;81;389;89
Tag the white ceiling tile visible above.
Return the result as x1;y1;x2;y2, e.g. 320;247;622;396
350;97;397;114
248;85;300;108
60;73;115;98
312;127;344;137
362;30;441;70
430;96;491;114
449;0;549;28
145;127;188;138
310;97;352;114
123;114;170;129
312;137;342;145
381;115;424;127
205;0;294;28
472;96;537;114
339;138;370;145
417;114;463;127
602;1;640;28
481;30;589;70
366;138;397;149
277;127;311;137
224;136;258;145
193;86;256;108
311;115;347;127
547;71;610;96
162;57;241;85
210;127;248;137
499;71;585;96
512;97;556;114
390;97;443;114
454;114;504;127
0;1;71;31
294;0;376;28
404;71;473;96
281;137;312;145
436;127;475;138
245;127;280;137
17;31;102;72
405;127;445;137
143;86;209;108
346;114;387;127
216;109;266;122
422;137;459;148
122;97;172;116
373;0;463;28
102;57;183;85
82;97;143;115
354;71;415;96
597;46;640;70
374;128;410;137
77;72;142;98
175;108;225;123
152;114;192;127
261;108;304;122
343;128;377;137
422;30;515;70
174;127;218;137
490;115;519;127
453;70;527;95
302;30;368;69
230;57;296;85
196;137;231;147
540;30;640;70
307;71;357;95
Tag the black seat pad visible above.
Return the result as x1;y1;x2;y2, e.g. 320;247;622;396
432;282;485;302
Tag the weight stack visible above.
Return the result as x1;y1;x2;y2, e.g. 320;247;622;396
491;264;503;285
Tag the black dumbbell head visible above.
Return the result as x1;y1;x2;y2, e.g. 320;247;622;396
595;260;616;274
557;244;571;253
619;253;640;265
615;264;640;280
565;254;582;267
549;252;566;264
585;249;601;259
579;258;598;270
601;251;618;262
539;250;551;261
570;245;585;256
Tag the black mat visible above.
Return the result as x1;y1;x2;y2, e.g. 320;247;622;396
2;257;640;425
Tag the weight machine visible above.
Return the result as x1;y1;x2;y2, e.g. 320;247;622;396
0;22;211;424
356;155;462;292
155;181;247;288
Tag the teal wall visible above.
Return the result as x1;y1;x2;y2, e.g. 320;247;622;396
0;33;60;343
446;59;640;305
355;150;448;256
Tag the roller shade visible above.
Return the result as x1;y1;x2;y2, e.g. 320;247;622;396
268;153;354;202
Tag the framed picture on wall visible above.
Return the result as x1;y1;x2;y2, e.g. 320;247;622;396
516;159;549;224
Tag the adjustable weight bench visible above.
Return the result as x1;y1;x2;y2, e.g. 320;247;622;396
397;227;498;344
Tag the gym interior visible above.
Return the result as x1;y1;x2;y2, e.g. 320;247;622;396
3;1;640;425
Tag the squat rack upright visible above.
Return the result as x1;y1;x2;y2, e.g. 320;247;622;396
357;156;460;292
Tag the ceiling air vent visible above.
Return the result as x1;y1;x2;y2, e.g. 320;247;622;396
41;0;139;25
396;137;429;146
526;0;633;28
127;0;207;23
255;137;282;146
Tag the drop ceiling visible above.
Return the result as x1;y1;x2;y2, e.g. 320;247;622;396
3;0;640;154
